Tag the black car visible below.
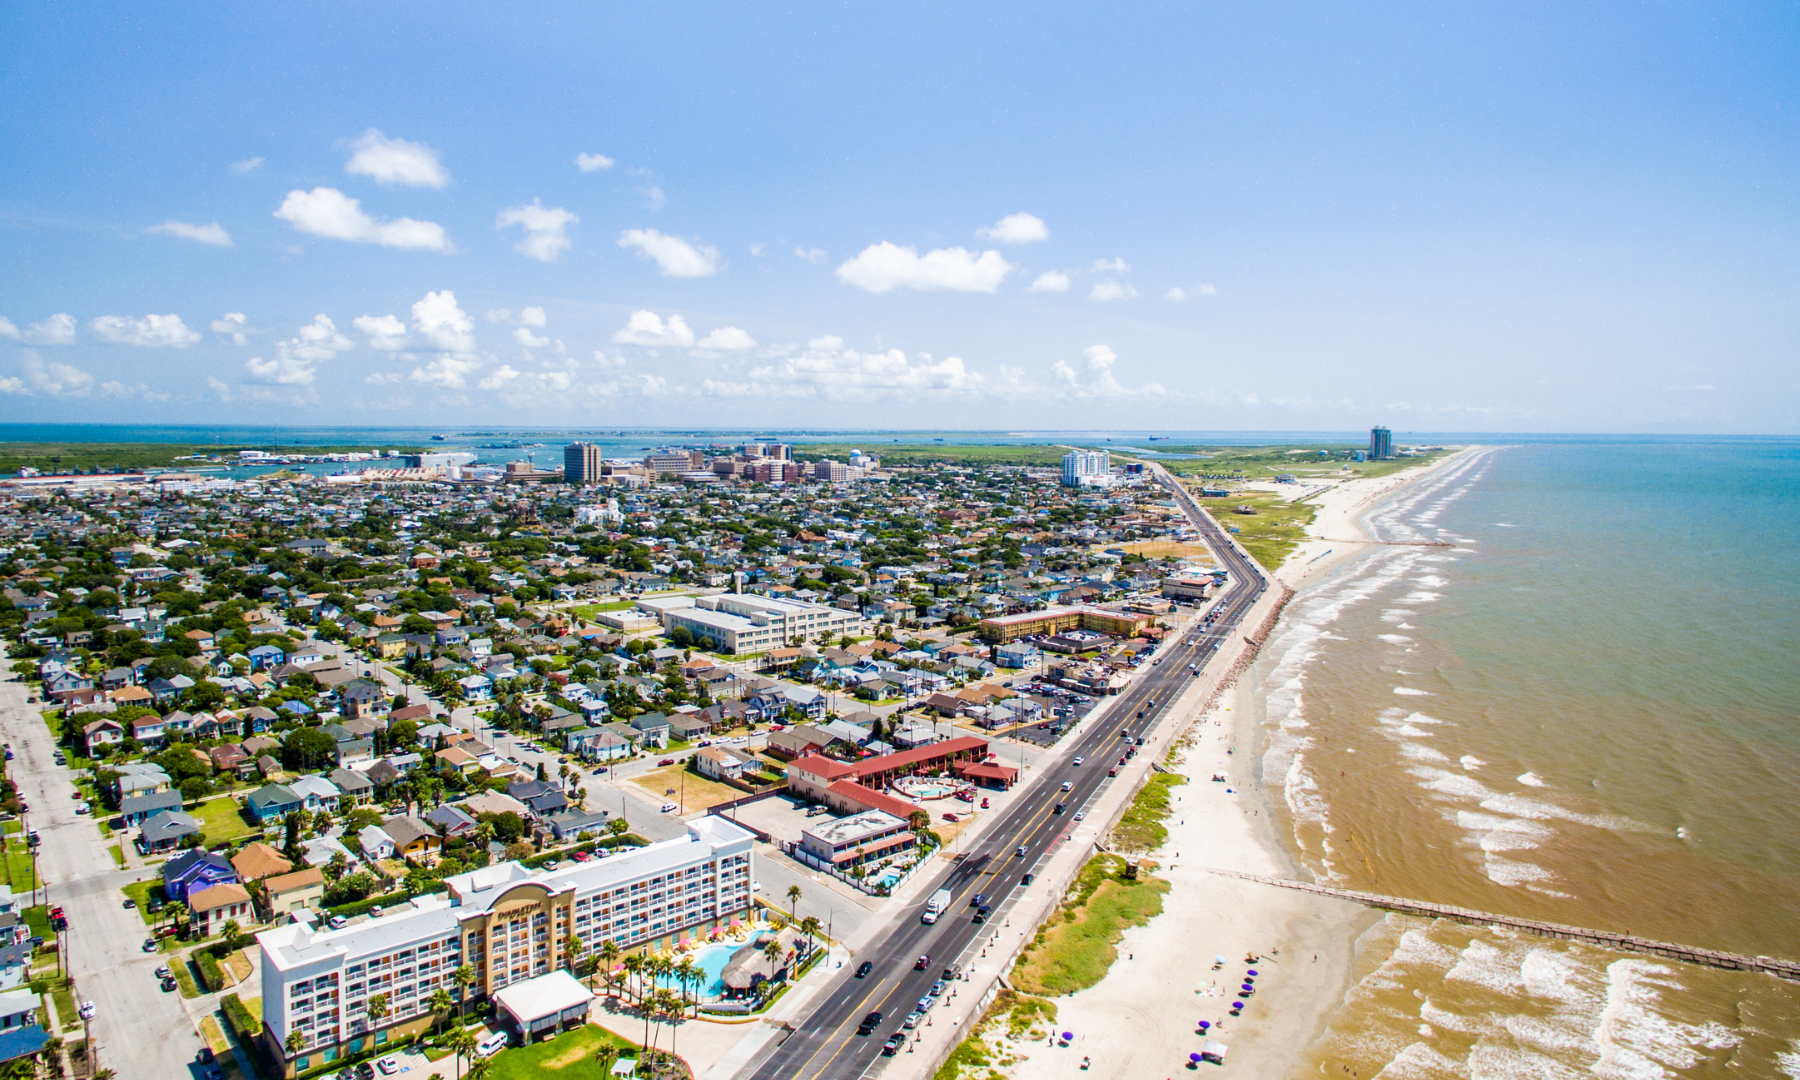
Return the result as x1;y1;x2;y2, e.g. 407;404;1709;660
857;1011;883;1035
1021;873;1034;886
160;977;178;992
356;1063;376;1080
1054;802;1065;814
854;961;873;979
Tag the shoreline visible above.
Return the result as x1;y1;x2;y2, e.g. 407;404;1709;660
1004;451;1476;1080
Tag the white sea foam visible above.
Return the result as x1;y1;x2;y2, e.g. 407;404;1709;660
1593;959;1741;1077
1394;686;1433;696
1517;771;1548;788
1379;633;1414;645
1776;1044;1800;1079
1460;755;1485;770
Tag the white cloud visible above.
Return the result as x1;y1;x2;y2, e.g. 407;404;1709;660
575;152;615;172
22;314;76;345
147;220;233;247
0;318;15;340
617;229;719;277
91;314;202;347
205;376;234;400
726;335;986;401
411;291;475;353
977;212;1049;244
1093;257;1130;273
835;243;1014;294
99;380;168;401
478;364;521;391
274;187;452;252
485;309;512;323
353;314;409;351
344;129;449;188
1089;280;1138;301
1051;344;1164;398
591;350;627;369
695;326;757;351
282;315;354;361
229;157;264;174
513;327;551;348
408;355;478;389
794;246;827;263
0;351;95;396
497;200;577;262
1029;271;1072;293
611;310;695;347
639;185;667;211
517;306;547;328
1166;283;1218;301
210;313;248;345
246;355;315;386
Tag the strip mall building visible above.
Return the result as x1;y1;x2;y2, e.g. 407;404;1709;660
976;605;1154;644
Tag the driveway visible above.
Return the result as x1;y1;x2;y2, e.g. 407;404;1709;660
0;669;206;1080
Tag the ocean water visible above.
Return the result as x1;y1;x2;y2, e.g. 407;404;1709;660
1248;441;1800;1078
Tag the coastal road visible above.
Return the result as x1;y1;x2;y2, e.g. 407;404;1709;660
736;469;1268;1080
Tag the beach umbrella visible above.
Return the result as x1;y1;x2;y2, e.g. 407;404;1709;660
1197;1021;1210;1030
1246;969;1258;976
1215;956;1226;964
1063;1032;1073;1042
1190;1053;1202;1063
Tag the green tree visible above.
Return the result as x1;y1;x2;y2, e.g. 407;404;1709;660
365;991;389;1032
428;986;454;1040
598;939;621;998
452;964;476;1026
785;884;802;924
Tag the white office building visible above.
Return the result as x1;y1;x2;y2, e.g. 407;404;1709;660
654;593;863;655
257;818;755;1076
1061;449;1111;487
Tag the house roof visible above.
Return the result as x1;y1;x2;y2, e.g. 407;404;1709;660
139;810;200;844
230;842;293;882
264;867;324;896
188;881;252;913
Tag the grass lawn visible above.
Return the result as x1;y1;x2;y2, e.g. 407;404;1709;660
626;766;741;813
108;845;125;867
1189;488;1319;572
191;796;259;844
2;846;39;891
122;879;168;925
22;906;50;940
487;1024;640;1080
571;600;637;618
1011;854;1169;997
172;957;201;998
1110;771;1187;853
1;820;17;835
45;975;78;1032
1105;540;1217;561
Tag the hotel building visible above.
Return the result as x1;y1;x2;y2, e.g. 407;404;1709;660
256;818;755;1075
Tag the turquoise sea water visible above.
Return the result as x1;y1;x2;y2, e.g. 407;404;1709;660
1256;440;1800;1077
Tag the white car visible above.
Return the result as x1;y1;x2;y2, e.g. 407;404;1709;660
74;801;90;815
1072;756;1084;766
375;1056;400;1075
661;803;678;813
1061;781;1072;791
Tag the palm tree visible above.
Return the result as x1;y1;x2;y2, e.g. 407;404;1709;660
447;1027;477;1080
467;1057;493;1080
428;987;454;1041
284;1030;306;1058
674;955;703;1015
654;987;684;1064
592;1044;620;1078
365;991;390;1036
620;952;645;1006
599;939;621;997
452;963;476;1026
785;884;801;924
798;916;821;960
561;932;585;975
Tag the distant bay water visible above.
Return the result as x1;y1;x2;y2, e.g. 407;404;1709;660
1251;439;1800;1077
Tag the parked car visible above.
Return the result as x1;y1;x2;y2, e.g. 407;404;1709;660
660;803;678;813
142;938;157;953
375;1057;400;1075
159;977;177;992
658;758;677;766
903;1012;923;1029
74;802;90;815
855;961;873;978
155;966;172;980
882;1032;906;1055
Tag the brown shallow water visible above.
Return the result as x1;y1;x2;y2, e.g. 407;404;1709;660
1249;443;1800;1078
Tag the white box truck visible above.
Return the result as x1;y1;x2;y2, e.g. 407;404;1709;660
922;887;952;924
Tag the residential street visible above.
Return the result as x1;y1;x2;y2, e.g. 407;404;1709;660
0;668;207;1080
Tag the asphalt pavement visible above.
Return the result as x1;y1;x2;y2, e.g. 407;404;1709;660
0;667;210;1080
736;471;1267;1080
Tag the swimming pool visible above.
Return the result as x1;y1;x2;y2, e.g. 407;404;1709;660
869;866;904;890
655;942;739;999
894;777;965;800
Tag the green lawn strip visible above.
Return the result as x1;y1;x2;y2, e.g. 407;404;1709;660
485;1024;640;1080
190;795;259;843
3;849;39;890
571;600;637;618
1011;853;1170;997
108;845;126;867
1110;771;1187;853
22;905;50;939
121;880;168;925
172;956;202;999
2;819;19;835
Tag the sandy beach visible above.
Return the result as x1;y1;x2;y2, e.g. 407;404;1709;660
992;453;1488;1080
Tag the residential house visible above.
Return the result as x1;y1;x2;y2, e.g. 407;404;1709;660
81;717;124;756
0;943;29;992
210;743;255;779
137;810;201;854
119;789;184;827
629;712;672;749
161;849;238;903
543;807;611;842
262;867;324;918
668;714;712;743
230;842;294;884
246;644;286;671
327;768;374;806
694;746;755;783
339;680;390;720
245;783;304;825
456;674;493;703
188;882;254;937
434;745;479;776
421;804;478;838
0;988;47;1065
765;725;834;761
358;824;397;860
130;713;169;749
568;728;631;762
380;816;440;859
506;780;569;818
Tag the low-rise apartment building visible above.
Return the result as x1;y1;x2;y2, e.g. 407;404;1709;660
257;817;755;1076
654;593;862;656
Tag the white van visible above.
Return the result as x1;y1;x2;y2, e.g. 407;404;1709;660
477;1030;510;1057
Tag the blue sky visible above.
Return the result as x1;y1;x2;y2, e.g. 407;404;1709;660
1;2;1795;432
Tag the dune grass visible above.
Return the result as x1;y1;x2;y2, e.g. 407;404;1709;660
1011;854;1169;997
